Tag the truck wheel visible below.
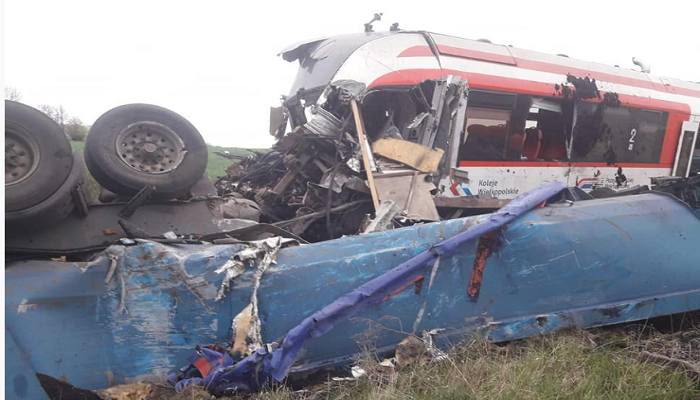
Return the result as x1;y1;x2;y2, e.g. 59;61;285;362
5;101;74;212
6;150;85;229
84;104;208;199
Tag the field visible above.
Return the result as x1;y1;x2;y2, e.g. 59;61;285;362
203;144;265;179
70;141;264;180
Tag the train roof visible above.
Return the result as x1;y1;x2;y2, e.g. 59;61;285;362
281;30;700;112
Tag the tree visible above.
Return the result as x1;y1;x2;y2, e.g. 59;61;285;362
65;117;89;141
37;104;89;141
37;104;68;128
5;86;22;101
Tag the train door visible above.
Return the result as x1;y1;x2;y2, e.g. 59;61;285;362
672;121;699;177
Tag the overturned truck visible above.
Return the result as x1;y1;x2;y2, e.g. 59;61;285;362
5;28;700;399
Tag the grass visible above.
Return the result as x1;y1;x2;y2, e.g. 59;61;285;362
154;322;700;400
70;141;263;199
69;141;265;180
204;144;265;179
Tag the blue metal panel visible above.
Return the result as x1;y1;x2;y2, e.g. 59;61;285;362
5;193;700;392
6;328;50;400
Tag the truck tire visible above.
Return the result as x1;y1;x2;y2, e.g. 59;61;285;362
84;104;208;199
6;150;85;229
5;101;74;212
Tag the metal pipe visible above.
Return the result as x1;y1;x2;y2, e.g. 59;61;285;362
632;57;650;73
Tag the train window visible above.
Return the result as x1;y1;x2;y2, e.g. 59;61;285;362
501;95;571;161
459;92;572;162
459;107;511;161
459;90;516;161
572;102;667;164
518;98;571;161
469;90;516;110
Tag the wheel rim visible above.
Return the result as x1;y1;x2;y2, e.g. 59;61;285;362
115;121;186;174
5;125;40;186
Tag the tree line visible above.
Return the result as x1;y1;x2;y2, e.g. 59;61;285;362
5;86;89;141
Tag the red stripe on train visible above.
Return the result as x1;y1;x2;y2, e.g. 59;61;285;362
437;45;516;65
397;45;434;58
457;161;672;168
368;69;690;165
396;45;700;98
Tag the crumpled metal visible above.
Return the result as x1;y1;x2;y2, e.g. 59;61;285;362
331;80;367;103
172;181;567;395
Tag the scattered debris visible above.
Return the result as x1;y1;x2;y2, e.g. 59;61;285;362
330;366;367;382
96;383;153;400
214;77;470;242
363;200;401;233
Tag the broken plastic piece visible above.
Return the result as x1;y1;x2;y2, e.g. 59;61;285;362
372;138;445;173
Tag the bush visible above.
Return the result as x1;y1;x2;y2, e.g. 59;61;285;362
65;122;88;141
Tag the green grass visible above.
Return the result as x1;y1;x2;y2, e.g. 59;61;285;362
70;141;266;180
156;328;700;400
69;141;100;199
70;140;85;152
204;144;266;179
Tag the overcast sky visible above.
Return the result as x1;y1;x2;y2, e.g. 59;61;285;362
5;0;700;149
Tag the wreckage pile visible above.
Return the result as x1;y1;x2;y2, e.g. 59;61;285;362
215;81;449;242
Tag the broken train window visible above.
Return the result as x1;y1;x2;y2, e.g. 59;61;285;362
522;98;572;161
360;79;462;154
458;90;572;162
360;88;422;142
571;102;667;164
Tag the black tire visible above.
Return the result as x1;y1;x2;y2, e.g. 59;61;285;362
6;150;85;229
5;101;74;212
84;104;208;198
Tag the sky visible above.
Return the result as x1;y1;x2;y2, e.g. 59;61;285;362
5;0;700;149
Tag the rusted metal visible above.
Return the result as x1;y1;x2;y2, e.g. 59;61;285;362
467;231;499;302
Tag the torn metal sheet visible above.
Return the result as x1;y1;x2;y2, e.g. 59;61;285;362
269;106;286;136
363;200;401;233
304;107;343;137
221;196;262;222
374;172;440;221
319;168;351;193
7;184;700;396
362;200;402;234
330;80;367;103
215;237;286;301
218;237;287;357
419;78;450;148
346;157;361;173
170;183;700;395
